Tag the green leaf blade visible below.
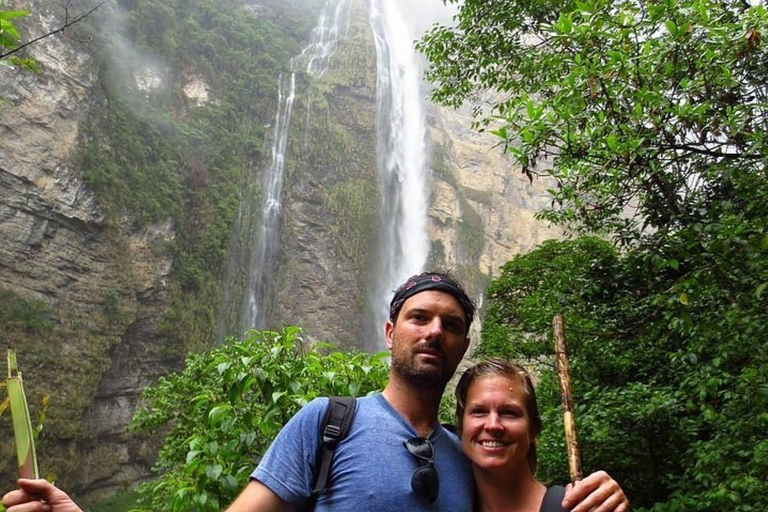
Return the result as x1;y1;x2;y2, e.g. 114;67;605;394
7;350;39;479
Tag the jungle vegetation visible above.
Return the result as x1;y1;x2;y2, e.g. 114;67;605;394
419;0;767;510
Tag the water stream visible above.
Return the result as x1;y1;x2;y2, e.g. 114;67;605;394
240;72;296;331
366;0;431;350
239;0;354;333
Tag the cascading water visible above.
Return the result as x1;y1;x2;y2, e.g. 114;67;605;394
367;0;431;350
299;0;352;77
241;72;296;331
240;0;353;333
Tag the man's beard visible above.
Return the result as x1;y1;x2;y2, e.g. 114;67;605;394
390;339;452;391
393;364;449;391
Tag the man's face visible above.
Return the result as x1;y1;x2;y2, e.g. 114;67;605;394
385;290;470;390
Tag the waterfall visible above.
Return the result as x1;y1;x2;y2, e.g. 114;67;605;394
241;72;296;331
239;0;353;333
232;0;431;344
299;0;352;77
367;0;431;349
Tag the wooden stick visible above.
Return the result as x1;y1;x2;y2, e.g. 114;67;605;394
553;313;583;483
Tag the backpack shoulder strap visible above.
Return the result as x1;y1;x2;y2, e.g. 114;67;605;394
539;485;566;512
310;396;357;496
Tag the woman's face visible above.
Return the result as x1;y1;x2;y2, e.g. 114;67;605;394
460;375;533;474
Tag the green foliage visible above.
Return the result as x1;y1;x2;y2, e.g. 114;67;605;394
422;2;768;509
0;7;27;50
76;97;184;225
325;178;377;271
419;0;768;243
0;290;53;335
0;3;62;72
479;236;768;511
0;5;34;70
129;327;389;511
479;237;617;362
83;488;140;512
438;389;456;427
456;195;484;263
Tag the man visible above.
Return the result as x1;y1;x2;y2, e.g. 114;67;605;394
3;272;626;512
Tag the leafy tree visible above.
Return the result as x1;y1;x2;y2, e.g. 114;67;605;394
129;327;389;512
480;236;767;511
480;233;767;511
420;1;768;510
418;0;767;243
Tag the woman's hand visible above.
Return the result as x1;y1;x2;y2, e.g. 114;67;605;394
562;471;629;512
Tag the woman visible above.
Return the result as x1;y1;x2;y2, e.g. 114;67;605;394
455;358;629;512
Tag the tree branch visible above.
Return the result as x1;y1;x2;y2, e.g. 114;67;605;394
0;1;105;60
659;143;763;160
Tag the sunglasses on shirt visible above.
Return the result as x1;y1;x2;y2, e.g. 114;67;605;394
404;436;440;503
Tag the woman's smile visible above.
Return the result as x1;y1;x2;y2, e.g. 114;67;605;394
461;375;533;472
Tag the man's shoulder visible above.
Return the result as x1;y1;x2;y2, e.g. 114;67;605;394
290;396;329;422
290;394;379;421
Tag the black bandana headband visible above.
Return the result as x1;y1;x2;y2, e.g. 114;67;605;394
389;273;475;329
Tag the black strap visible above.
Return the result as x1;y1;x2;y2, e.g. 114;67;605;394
539;485;566;512
309;396;357;500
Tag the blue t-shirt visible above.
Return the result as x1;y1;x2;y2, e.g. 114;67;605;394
252;394;474;510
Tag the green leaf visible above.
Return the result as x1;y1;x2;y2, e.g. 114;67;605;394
0;20;21;44
222;475;239;492
205;464;222;481
185;450;201;464
208;405;229;425
490;126;507;139
0;10;29;21
665;20;678;36
6;350;39;479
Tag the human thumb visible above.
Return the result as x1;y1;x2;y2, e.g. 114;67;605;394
17;479;81;511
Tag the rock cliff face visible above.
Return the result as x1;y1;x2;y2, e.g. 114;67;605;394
427;103;562;281
274;0;379;348
423;103;563;348
0;6;175;497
